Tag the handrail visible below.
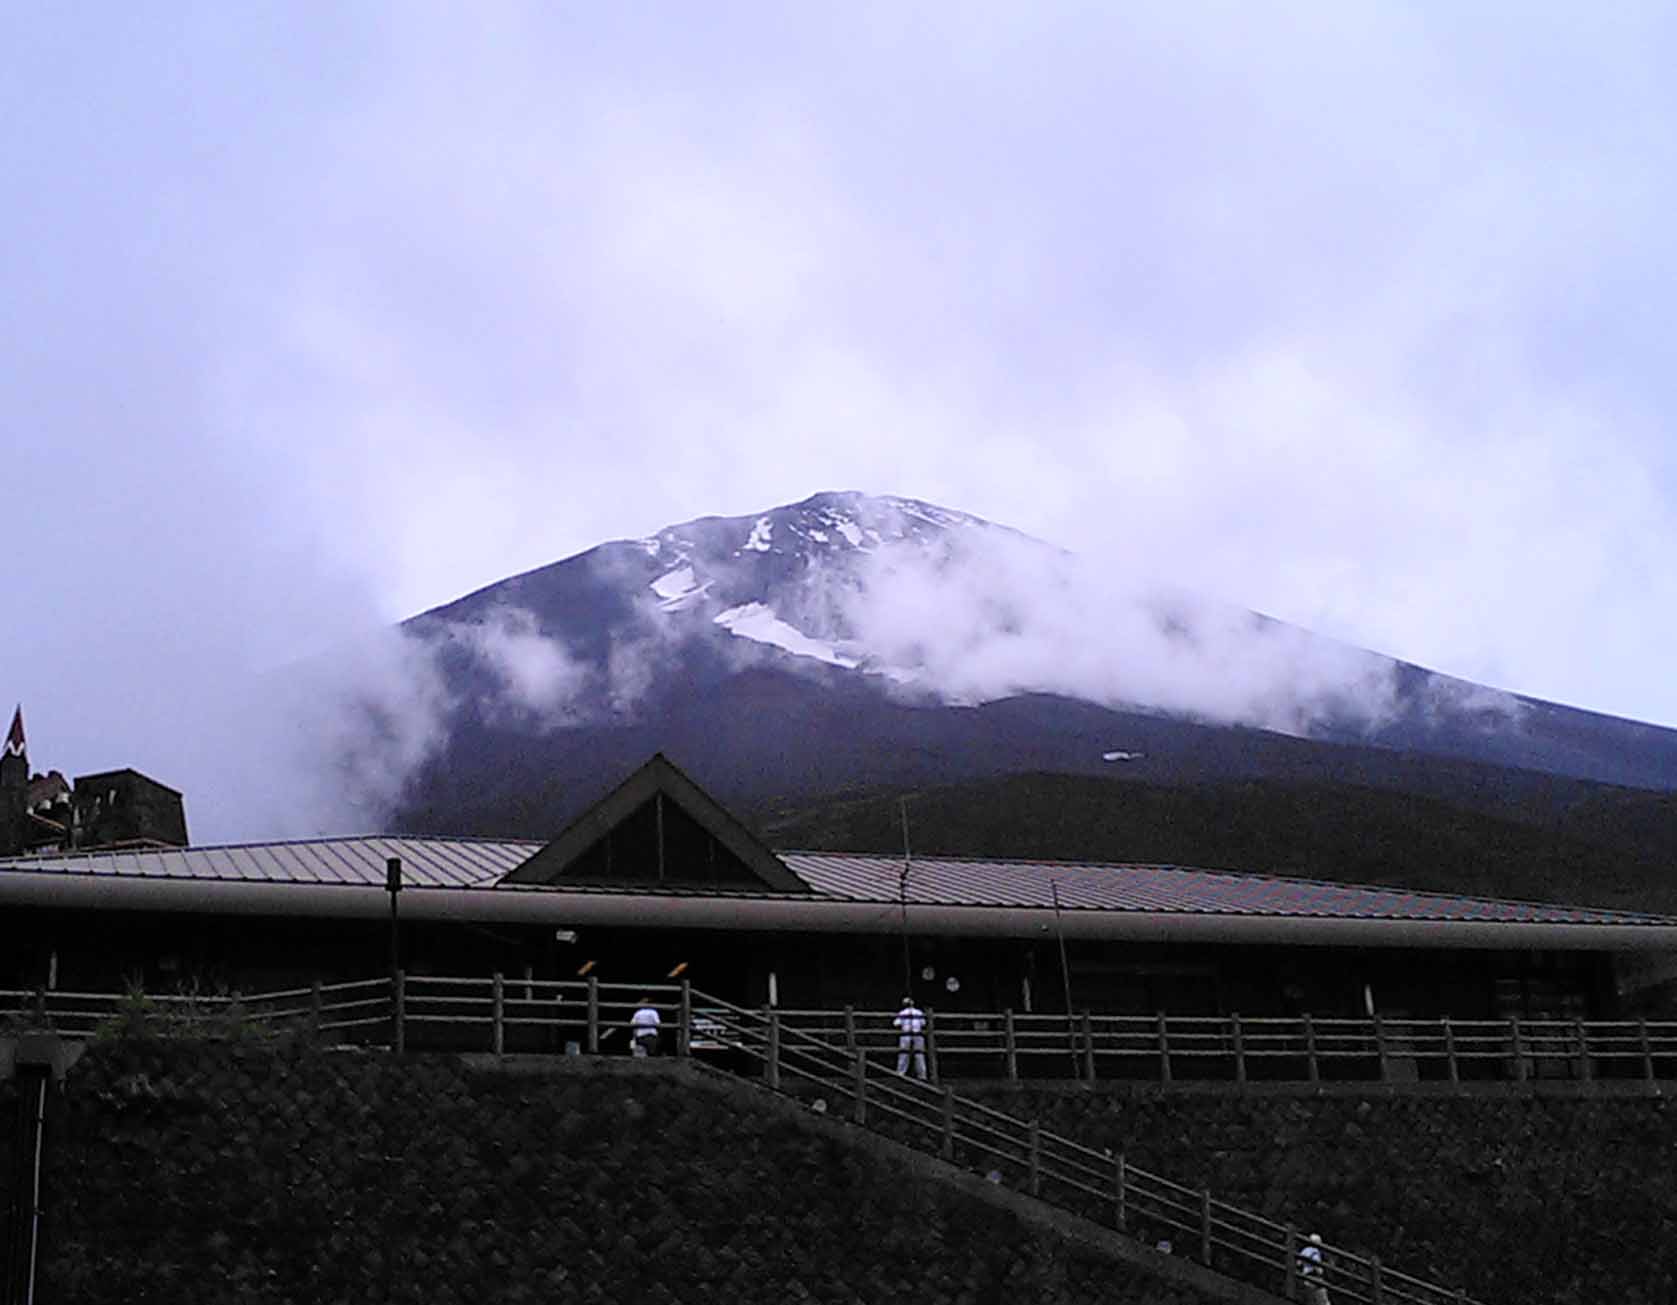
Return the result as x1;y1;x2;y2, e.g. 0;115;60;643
684;987;1481;1305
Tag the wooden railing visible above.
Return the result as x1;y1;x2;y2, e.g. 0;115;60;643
6;982;1676;1088
0;974;1505;1303
772;1006;1677;1086
683;994;1479;1305
8;981;1677;1088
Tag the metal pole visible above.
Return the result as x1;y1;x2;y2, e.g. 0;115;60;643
1200;1190;1213;1264
767;1009;781;1090
1051;881;1077;1075
1304;1013;1319;1084
853;1050;868;1124
1004;1009;1019;1082
1444;1017;1459;1088
1028;1119;1041;1196
941;1088;955;1159
1232;1013;1246;1086
899;798;914;998
1115;1153;1127;1231
678;980;692;1058
586;976;599;1053
385;857;402;1050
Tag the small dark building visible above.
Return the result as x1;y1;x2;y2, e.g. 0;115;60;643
0;706;188;856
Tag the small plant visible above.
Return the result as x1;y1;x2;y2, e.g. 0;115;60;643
94;975;275;1043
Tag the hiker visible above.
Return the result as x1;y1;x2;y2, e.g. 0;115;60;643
894;995;928;1079
629;996;662;1057
1297;1232;1329;1304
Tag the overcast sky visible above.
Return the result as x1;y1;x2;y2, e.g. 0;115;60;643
5;3;1677;833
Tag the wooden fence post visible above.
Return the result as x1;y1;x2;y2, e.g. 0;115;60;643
1081;1011;1097;1083
586;976;599;1053
310;978;322;1040
1115;1153;1127;1232
925;1008;940;1084
1157;1013;1172;1085
1444;1017;1459;1088
767;1009;782;1090
1640;1018;1654;1083
1200;1189;1213;1264
843;1004;857;1057
492;972;504;1057
1304;1013;1320;1084
853;1050;868;1124
393;970;406;1054
1574;1018;1592;1082
941;1087;955;1159
678;980;692;1058
1374;1012;1389;1083
1004;1009;1019;1082
1231;1014;1246;1086
1028;1120;1041;1197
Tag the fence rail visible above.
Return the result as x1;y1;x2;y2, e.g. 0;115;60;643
772;1006;1677;1087
5;983;1676;1089
681;993;1479;1305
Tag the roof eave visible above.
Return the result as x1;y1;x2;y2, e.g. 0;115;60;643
2;871;1674;951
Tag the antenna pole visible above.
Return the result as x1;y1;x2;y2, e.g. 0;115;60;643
1051;881;1078;1073
899;798;913;997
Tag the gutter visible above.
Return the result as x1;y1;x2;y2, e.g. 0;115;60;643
2;870;1675;951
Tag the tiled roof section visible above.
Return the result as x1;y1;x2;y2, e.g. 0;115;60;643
777;853;1677;926
0;835;544;888
3;837;1671;927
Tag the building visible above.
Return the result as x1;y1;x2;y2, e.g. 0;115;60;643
0;706;188;857
2;753;1674;1028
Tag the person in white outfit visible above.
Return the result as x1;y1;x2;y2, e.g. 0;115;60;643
1297;1232;1329;1304
629;997;662;1057
894;996;928;1079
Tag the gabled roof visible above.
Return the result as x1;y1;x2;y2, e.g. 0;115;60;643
4;705;24;758
503;752;807;892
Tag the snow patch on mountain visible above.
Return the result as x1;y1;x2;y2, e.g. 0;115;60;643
714;603;860;669
649;564;712;611
744;517;773;552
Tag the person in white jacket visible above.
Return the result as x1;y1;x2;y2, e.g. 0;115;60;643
1297;1232;1329;1304
894;996;928;1079
629;997;662;1057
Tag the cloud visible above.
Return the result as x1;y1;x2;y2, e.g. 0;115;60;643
831;527;1405;737
5;2;1677;846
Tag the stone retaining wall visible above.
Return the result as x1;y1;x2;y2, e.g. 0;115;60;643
20;1040;1218;1305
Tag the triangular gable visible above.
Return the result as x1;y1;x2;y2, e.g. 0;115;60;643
501;753;808;892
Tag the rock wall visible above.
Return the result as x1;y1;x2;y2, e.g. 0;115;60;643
975;1087;1677;1305
26;1041;1212;1305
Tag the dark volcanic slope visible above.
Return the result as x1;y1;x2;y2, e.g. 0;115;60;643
381;491;1677;911
755;770;1677;916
